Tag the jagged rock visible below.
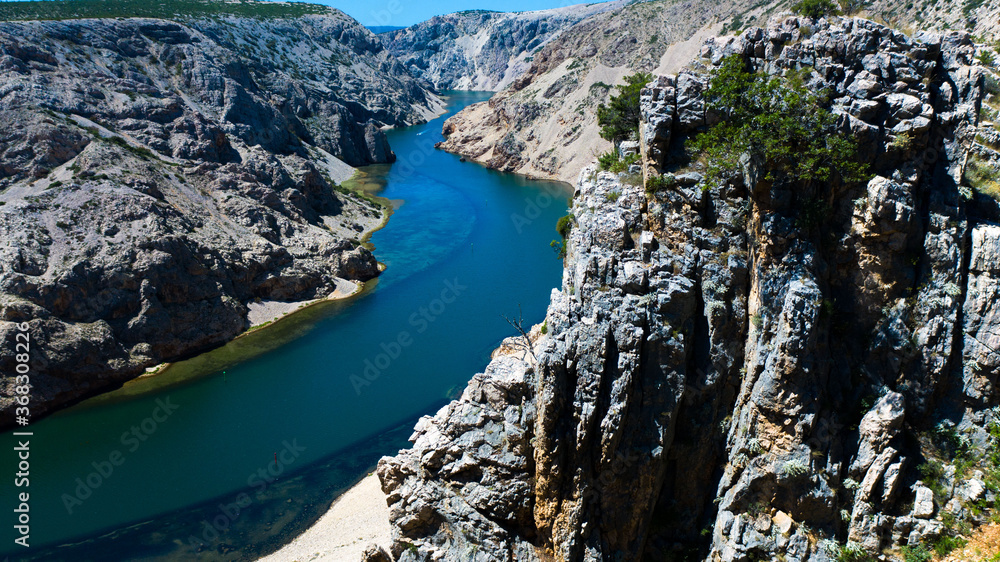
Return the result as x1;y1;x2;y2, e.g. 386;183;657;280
361;544;393;562
964;478;987;502
379;12;1000;562
380;3;621;91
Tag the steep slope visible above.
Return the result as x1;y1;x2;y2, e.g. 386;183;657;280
376;16;1000;562
434;0;999;185
0;9;443;428
434;0;771;184
379;2;627;91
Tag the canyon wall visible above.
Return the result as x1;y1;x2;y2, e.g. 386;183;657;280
0;10;442;427
431;0;999;185
380;2;626;92
376;15;1000;562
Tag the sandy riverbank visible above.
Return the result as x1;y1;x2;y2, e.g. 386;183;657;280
246;278;361;327
258;473;392;562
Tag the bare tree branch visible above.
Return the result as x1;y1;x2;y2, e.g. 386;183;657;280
501;304;537;363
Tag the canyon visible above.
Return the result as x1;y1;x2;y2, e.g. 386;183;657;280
0;7;442;427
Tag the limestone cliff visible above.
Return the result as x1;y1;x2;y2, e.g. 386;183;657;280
0;10;442;428
432;0;999;185
376;16;1000;562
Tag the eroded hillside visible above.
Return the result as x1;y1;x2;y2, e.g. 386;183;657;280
0;9;443;428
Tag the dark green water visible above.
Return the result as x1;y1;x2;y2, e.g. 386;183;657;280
0;91;570;560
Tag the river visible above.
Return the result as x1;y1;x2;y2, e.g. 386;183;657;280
0;91;570;560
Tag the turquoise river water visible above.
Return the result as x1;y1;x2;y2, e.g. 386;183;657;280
0;91;570;560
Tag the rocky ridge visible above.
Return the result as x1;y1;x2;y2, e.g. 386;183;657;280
376;15;1000;562
432;0;999;185
380;2;626;91
0;12;442;427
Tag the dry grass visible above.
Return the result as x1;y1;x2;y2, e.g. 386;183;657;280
941;522;1000;561
966;155;1000;202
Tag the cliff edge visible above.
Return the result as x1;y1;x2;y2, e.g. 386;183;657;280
376;15;1000;562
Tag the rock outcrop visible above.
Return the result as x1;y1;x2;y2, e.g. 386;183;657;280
432;0;779;184
0;11;442;428
377;15;1000;561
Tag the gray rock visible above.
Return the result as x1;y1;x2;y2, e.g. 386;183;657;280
912;485;935;518
378;12;1000;562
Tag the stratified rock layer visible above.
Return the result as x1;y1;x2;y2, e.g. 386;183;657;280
378;16;1000;562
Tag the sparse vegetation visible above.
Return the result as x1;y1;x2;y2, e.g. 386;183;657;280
792;0;840;18
103;136;159;161
692;55;868;186
782;458;809;477
965;154;1000;201
598;151;639;173
899;544;933;562
552;213;574;259
645;173;674;195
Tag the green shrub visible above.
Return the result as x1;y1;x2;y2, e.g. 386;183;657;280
792;0;840;18
899;545;932;562
598;151;620;171
835;541;874;562
933;535;966;557
597;72;652;143
552;214;575;259
692;55;868;186
977;50;996;67
556;214;574;240
645;173;675;194
598;151;639;173
782;459;809;477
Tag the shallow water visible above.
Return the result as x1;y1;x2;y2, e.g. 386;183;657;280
0;91;570;559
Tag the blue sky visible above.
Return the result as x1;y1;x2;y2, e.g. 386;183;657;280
310;0;592;27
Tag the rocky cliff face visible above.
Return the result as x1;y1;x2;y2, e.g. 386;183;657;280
432;0;998;186
379;3;626;92
376;15;1000;562
0;12;442;427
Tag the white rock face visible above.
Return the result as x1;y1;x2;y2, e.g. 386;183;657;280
912;486;936;518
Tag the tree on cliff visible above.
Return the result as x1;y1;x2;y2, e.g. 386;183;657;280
597;72;652;143
693;55;868;185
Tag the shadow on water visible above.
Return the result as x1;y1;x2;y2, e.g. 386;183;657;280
0;90;570;560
